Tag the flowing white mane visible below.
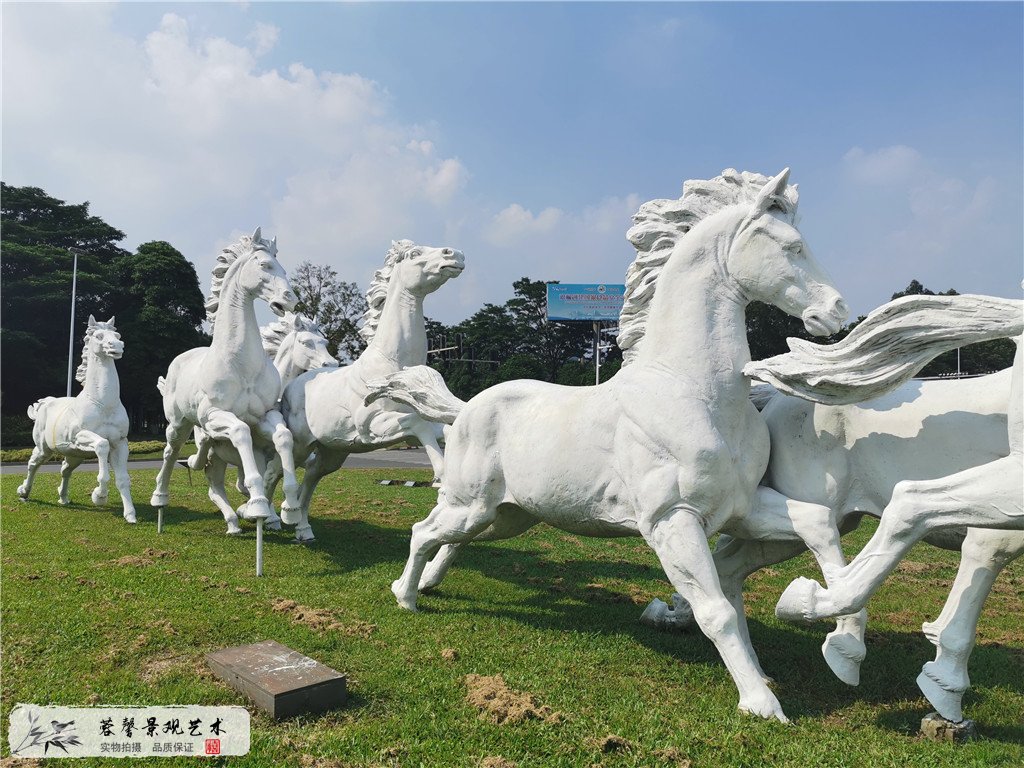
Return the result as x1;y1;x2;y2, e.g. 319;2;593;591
359;239;417;344
205;229;279;327
617;169;799;365
260;312;325;357
76;319;117;383
744;294;1024;404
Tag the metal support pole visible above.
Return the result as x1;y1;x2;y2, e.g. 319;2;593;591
593;321;601;385
157;507;164;534
66;250;79;396
256;520;264;577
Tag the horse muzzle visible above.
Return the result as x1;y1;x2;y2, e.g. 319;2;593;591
802;296;848;336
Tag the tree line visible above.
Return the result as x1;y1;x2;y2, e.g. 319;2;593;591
1;183;1014;444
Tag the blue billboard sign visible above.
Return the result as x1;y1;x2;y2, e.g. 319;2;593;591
546;283;625;321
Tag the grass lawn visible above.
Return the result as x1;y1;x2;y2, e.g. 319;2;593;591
1;467;1021;767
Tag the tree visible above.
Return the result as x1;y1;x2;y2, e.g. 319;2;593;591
1;184;128;419
111;241;209;432
290;261;368;362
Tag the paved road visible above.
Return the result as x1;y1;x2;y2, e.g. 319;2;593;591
0;447;432;475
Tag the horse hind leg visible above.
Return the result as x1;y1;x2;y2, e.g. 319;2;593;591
393;497;501;612
917;528;1024;722
18;445;52;501
151;420;192;507
418;505;538;591
57;456;85;506
109;440;136;523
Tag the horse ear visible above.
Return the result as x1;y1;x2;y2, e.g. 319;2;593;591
87;314;97;327
751;168;791;218
107;316;115;326
252;226;262;242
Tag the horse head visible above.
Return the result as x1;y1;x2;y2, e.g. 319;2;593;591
393;242;465;297
86;315;124;360
234;227;297;317
287;313;340;370
727;169;847;336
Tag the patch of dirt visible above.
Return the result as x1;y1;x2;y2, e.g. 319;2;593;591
1;756;45;767
652;747;691;766
464;674;563;725
480;758;517;768
235;586;252;594
896;560;938;574
139;654;188;683
198;576;230;589
132;633;149;650
596;734;633;753
152;618;177;636
271;597;376;638
76;576;98;588
111;547;174;567
441;648;459;661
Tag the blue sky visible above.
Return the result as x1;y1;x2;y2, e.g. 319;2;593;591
4;2;1022;324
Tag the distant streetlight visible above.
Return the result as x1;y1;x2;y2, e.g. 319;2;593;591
66;247;87;396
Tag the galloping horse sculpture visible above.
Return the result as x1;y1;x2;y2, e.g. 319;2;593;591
187;313;339;534
151;228;299;524
18;316;136;523
390;169;851;722
273;240;464;541
757;298;1023;721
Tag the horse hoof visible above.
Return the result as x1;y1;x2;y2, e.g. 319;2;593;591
917;667;965;723
294;526;315;543
266;520;282;531
738;691;789;723
58;497;71;507
91;490;108;506
240;498;271;520
822;631;864;686
775;577;822;623
17;484;29;499
392;580;418;612
150;492;169;507
226;526;243;536
640;594;695;631
123;511;137;524
279;504;302;526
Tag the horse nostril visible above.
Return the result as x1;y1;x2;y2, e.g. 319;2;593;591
832;297;849;320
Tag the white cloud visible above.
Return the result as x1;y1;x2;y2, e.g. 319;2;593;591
248;22;279;57
843;145;923;186
486;204;564;246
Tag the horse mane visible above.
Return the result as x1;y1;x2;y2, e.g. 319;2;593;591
618;169;799;365
743;294;1024;405
260;312;324;357
205;229;279;328
359;239;417;344
76;319;117;383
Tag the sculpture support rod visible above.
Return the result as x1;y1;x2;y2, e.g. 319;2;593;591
157;507;163;534
593;321;600;385
256;519;264;577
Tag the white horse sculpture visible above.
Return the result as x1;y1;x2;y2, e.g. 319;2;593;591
271;240;464;542
767;313;1023;721
187;313;339;534
150;228;299;523
390;169;851;722
18;316;136;523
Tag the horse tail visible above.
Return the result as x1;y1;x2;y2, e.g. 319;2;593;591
157;376;166;396
364;366;466;425
744;294;1023;405
27;397;56;421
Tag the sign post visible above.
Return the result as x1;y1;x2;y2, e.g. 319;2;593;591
546;283;625;385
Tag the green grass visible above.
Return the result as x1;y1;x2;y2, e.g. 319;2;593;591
1;468;1022;767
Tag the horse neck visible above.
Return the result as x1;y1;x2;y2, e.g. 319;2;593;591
367;278;427;368
210;275;265;371
635;232;752;404
80;352;120;405
273;337;303;388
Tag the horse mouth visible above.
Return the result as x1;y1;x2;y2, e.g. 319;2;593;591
439;263;464;277
802;313;840;337
269;301;287;316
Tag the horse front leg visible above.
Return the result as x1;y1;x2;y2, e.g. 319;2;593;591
187;426;212;471
202;409;271;520
204;456;242;535
255;410;299;519
918;528;1024;721
291;449;347;542
642;506;788;722
67;430;111;506
406;418;446;485
109;439;136;522
777;455;1024;621
151;419;192;508
18;446;52;501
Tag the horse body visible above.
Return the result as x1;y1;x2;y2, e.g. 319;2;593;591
18;316;136;522
187;314;339;534
273;241;464;541
392;169;850;722
150;229;298;521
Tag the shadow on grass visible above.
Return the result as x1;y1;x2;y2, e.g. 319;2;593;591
202;510;1024;737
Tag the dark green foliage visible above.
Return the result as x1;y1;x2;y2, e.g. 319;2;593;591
111;241;209;432
290;261;367;363
1;184;206;436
